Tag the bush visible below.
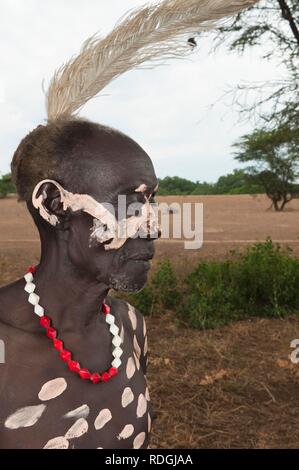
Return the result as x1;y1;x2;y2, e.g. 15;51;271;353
180;240;299;328
0;174;16;198
126;260;181;316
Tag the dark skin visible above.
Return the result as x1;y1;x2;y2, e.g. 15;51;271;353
0;126;159;449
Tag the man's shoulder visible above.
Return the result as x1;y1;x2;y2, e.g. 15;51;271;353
109;297;145;337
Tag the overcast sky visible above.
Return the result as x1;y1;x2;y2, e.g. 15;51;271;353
0;0;282;182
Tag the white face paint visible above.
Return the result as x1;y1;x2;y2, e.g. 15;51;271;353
5;405;46;430
38;378;67;401
32;179;159;251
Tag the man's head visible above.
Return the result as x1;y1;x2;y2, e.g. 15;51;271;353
11;119;159;291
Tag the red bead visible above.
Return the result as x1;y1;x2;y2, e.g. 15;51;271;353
68;360;81;373
90;373;101;384
102;303;110;315
28;266;37;274
53;339;63;351
108;367;118;378
40;315;51;329
60;349;71;362
46;327;57;340
79;368;91;380
101;372;110;382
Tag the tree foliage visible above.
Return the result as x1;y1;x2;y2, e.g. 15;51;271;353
205;0;299;127
234;125;299;210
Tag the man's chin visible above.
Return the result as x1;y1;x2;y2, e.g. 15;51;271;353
110;264;150;292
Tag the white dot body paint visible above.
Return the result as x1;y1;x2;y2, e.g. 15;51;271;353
38;378;67;401
64;404;90;420
120;324;125;343
5;405;46;430
65;418;89;440
43;436;69;449
148;413;152;433
133;335;141;360
133;351;141;371
127;305;137;330
122;387;134;408
126;357;136;379
144;335;148;355
117;424;134;440
94;409;112;430
133;432;146;449
137;394;147;418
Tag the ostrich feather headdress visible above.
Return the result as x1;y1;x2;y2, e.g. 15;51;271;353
46;0;258;121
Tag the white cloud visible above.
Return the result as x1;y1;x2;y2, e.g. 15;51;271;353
0;0;282;181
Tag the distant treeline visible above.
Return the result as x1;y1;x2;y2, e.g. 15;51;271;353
158;170;264;196
0;169;264;198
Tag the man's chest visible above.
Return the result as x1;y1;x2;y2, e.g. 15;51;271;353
0;344;151;449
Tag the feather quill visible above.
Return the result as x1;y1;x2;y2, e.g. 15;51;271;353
46;0;258;120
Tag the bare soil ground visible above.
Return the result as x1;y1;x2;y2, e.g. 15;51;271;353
0;195;299;448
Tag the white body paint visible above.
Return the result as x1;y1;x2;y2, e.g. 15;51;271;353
126;357;136;379
117;424;135;440
94;409;112;430
133;432;146;449
137;394;147;418
5;405;46;430
43;436;69;449
38;378;67;401
122;387;134;408
64;404;90;419
65;418;89;439
128;305;137;330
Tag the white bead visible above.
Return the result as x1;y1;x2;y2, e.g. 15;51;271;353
112;358;122;368
24;283;36;294
110;324;119;336
112;347;123;359
105;314;115;325
112;335;122;347
24;272;33;283
34;304;44;317
28;293;40;306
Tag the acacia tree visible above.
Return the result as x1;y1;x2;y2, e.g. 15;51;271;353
201;0;299;127
233;126;299;210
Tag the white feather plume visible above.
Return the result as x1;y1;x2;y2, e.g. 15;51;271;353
46;0;258;121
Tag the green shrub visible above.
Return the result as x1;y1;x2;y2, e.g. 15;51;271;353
0;174;16;198
180;240;299;328
126;260;181;316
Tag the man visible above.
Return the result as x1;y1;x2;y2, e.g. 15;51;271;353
0;0;258;449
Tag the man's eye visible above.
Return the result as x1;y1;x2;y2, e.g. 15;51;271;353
149;193;157;204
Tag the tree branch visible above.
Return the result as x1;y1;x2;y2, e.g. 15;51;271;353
277;0;299;46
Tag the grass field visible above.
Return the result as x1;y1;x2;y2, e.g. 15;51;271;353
1;195;299;448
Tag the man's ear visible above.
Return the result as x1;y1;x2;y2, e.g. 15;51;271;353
32;180;68;226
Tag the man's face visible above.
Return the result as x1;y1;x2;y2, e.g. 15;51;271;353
64;127;159;292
